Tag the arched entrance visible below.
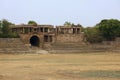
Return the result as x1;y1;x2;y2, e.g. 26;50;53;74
30;36;40;47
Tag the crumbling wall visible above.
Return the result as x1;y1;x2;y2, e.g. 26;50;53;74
56;34;84;43
115;37;120;47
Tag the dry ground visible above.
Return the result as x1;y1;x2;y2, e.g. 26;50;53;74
0;52;120;80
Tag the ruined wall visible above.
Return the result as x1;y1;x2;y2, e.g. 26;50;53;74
19;34;31;44
56;34;84;43
88;37;120;51
115;37;120;47
0;38;31;53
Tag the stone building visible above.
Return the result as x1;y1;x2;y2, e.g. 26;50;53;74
10;24;84;48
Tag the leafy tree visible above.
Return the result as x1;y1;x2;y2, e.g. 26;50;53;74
0;19;19;38
97;19;120;41
77;24;82;27
64;21;72;26
28;20;37;26
2;19;11;35
0;21;2;27
84;27;103;43
64;22;82;27
0;21;2;33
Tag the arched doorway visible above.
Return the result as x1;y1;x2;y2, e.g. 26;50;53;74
30;36;40;47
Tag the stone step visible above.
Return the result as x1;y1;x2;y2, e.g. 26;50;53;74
48;42;116;53
50;43;89;50
0;38;31;53
48;49;106;53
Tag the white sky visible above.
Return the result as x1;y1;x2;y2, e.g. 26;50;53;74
0;0;120;27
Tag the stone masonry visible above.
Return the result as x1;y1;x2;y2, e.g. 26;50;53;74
10;24;83;49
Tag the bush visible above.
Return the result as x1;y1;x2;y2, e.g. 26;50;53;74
0;19;20;38
84;27;103;43
0;33;19;38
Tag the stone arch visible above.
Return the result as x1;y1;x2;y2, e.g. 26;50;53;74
30;35;40;47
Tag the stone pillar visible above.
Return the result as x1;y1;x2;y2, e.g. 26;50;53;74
30;28;31;33
50;35;52;42
23;27;24;33
80;27;81;33
56;28;58;34
71;28;73;33
39;27;41;32
48;35;50;42
64;28;65;34
57;28;59;34
76;28;77;34
48;28;49;33
78;28;80;34
27;28;29;33
43;28;44;33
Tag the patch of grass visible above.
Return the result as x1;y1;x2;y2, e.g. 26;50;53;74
58;70;120;78
80;70;120;78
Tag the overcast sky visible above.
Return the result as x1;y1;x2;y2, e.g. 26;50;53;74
0;0;120;27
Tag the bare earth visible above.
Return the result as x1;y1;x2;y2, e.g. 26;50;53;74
0;52;120;80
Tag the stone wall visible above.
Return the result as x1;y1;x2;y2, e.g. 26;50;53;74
56;34;84;43
0;38;31;53
115;37;120;47
88;37;120;51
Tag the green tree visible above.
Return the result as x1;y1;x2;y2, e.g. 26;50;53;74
97;19;120;41
0;21;2;33
64;21;72;26
2;19;11;35
0;21;2;28
0;19;19;38
77;24;82;27
84;27;103;43
28;20;37;26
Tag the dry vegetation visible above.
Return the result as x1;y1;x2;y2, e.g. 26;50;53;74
0;52;120;80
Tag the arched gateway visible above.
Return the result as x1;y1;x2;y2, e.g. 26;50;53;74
30;36;40;47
